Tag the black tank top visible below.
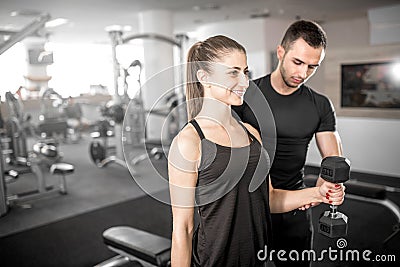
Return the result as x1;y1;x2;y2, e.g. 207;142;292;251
190;119;272;267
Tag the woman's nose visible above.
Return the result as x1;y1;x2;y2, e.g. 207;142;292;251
238;72;249;88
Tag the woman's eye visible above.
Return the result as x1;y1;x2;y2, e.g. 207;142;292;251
228;70;239;76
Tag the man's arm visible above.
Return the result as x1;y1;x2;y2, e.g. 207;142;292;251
297;131;344;210
315;131;343;186
243;123;345;212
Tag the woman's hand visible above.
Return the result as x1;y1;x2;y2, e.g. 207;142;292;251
298;181;345;210
298;202;317;211
318;181;345;206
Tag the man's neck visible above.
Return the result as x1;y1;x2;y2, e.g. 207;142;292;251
270;70;299;96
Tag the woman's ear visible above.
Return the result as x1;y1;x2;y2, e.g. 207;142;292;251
196;69;209;87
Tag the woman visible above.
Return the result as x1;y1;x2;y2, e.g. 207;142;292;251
168;35;344;267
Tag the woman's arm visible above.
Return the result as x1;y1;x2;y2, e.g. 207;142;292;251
169;126;200;267
242;123;345;214
268;179;344;213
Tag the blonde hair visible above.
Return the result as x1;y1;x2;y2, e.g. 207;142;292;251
186;35;246;120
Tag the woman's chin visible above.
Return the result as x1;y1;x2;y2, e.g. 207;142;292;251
230;99;244;106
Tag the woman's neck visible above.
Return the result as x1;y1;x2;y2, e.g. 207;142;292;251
197;98;234;127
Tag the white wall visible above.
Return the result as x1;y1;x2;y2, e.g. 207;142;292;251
307;117;400;177
193;18;290;79
306;17;371;94
195;18;268;78
324;18;370;48
368;4;400;45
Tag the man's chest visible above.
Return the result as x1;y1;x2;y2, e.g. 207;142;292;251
267;94;320;139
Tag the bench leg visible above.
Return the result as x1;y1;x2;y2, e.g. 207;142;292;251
94;255;131;267
59;174;67;194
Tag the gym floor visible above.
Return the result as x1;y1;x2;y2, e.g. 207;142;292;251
0;134;399;266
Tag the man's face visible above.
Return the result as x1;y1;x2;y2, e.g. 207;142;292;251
278;38;325;88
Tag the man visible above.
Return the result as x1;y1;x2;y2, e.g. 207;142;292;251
233;20;343;266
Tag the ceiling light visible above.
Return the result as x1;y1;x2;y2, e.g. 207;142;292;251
10;10;43;17
250;9;270;19
0;24;17;30
192;4;220;11
104;25;132;32
45;18;68;28
392;62;400;82
204;3;220;10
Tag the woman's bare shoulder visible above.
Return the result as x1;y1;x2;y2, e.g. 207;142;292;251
242;122;261;143
170;123;201;162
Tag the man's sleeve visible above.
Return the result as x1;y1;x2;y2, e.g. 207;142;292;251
231;103;244;120
317;96;336;132
232;102;260;132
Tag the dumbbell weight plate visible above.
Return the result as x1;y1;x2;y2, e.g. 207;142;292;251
319;210;348;238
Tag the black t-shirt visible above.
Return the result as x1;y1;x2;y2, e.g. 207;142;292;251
233;74;336;190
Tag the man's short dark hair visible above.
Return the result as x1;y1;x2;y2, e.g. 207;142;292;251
281;20;327;51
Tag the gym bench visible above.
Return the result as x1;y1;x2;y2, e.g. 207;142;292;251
96;227;171;267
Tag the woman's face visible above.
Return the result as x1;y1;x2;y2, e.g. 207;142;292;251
202;50;249;106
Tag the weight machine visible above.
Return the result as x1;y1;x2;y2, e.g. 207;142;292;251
0;92;74;216
39;88;82;143
89;28;187;169
4;92;32;165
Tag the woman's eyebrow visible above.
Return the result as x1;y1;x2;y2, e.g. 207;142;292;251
227;66;249;71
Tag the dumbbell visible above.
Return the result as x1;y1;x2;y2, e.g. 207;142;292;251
33;142;58;158
318;156;351;238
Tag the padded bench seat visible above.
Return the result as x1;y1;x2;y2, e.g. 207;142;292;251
344;180;386;199
103;226;171;267
50;163;75;175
